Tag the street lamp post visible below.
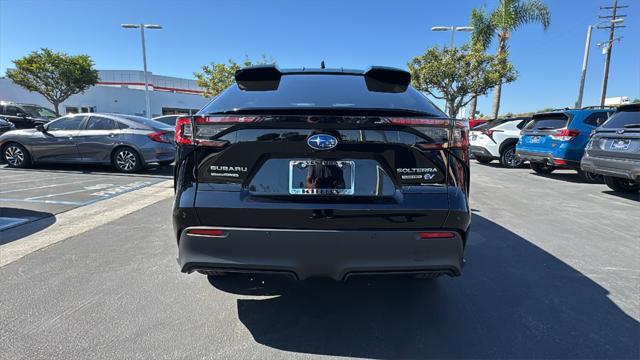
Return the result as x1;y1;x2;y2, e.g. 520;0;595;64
431;26;474;115
431;26;475;48
121;23;162;118
575;18;623;108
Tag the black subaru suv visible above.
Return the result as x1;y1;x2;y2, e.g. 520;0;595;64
172;65;471;281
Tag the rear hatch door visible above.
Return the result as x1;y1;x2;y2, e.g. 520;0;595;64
519;113;569;151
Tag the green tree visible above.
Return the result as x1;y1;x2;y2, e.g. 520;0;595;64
194;56;274;97
467;6;495;118
408;46;516;118
6;48;99;115
487;0;551;119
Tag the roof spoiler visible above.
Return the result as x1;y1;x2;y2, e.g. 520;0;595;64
363;66;411;93
235;65;282;91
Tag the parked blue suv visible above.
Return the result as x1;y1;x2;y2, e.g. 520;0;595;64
516;107;614;182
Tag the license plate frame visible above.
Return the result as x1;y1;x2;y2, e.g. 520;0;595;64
610;139;631;151
529;136;543;144
289;160;355;195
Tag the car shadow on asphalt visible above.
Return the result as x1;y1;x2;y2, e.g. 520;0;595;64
602;190;640;202
0;163;173;178
208;214;638;359
0;208;55;245
531;171;590;184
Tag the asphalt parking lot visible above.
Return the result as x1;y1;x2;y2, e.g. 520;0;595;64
0;164;171;234
0;163;638;359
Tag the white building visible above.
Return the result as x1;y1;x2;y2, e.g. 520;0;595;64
0;70;210;117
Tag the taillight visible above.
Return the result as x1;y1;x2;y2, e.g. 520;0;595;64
175;117;193;145
550;128;580;141
148;130;172;143
482;129;496;142
386;118;468;150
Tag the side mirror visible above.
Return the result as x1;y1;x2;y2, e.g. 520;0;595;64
35;124;46;132
18;112;28;119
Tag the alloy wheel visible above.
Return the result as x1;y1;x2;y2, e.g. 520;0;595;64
115;150;137;171
4;145;25;166
502;148;523;168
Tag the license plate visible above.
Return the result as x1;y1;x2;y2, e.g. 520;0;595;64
529;136;543;144
610;139;631;150
289;160;355;195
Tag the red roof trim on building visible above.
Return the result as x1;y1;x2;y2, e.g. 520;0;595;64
97;81;204;94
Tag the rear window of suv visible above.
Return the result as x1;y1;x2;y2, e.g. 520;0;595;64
524;113;568;131
601;110;640;129
199;74;446;116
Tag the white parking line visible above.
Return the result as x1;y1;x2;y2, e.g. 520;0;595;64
23;185;117;201
0;178;106;194
1;175;76;186
0;198;86;205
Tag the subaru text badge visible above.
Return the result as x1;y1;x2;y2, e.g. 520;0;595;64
307;134;338;150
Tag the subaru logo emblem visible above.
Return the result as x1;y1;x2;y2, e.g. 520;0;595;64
617;129;625;134
307;134;338;150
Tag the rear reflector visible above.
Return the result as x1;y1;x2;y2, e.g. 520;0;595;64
187;229;226;237
419;231;457;239
553;159;568;165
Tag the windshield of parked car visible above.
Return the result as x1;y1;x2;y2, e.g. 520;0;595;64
600;110;640;129
21;105;58;119
524;114;568;130
200;74;446;117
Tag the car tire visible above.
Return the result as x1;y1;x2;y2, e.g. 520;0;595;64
2;143;31;168
603;176;640;193
530;162;555;174
475;156;493;164
499;145;523;168
112;147;142;173
577;170;604;184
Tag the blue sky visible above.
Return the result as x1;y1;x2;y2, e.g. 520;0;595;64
1;0;638;115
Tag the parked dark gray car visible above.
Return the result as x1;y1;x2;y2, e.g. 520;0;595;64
581;103;640;193
0;116;16;135
0;113;175;173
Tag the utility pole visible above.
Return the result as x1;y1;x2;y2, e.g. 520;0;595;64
599;0;627;106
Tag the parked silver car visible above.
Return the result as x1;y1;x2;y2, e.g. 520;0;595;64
581;103;640;193
0;113;175;173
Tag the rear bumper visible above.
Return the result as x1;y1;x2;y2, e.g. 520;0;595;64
139;143;175;163
470;145;496;159
178;227;464;280
516;149;579;168
581;154;640;180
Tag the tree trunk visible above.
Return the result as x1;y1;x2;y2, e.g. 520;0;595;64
53;102;60;116
469;95;478;119
491;34;508;120
491;83;502;120
448;100;457;118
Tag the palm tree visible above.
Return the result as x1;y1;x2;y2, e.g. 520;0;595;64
468;7;495;119
488;0;551;119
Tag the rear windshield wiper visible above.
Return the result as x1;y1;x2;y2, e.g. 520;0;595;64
623;123;640;128
535;126;556;130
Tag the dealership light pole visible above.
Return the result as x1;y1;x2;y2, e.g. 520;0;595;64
431;26;474;115
431;26;475;48
121;23;162;117
575;18;624;108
